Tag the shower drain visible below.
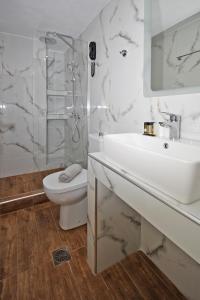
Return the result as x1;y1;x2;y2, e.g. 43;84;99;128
52;248;71;266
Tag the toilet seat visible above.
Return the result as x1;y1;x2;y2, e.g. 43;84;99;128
43;169;87;194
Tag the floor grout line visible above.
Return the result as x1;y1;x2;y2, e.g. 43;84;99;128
119;259;147;300
50;206;67;246
138;252;184;300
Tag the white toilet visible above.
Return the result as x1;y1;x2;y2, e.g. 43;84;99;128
43;169;88;230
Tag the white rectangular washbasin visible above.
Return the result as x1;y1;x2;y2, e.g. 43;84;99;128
103;133;200;204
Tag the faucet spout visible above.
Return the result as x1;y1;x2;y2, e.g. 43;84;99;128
160;112;181;140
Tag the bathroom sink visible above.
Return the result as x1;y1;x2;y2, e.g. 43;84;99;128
103;133;200;204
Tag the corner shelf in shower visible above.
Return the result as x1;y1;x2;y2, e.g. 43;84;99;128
47;113;71;120
47;90;81;97
47;90;72;96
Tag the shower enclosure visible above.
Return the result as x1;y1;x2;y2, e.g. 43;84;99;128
0;30;88;181
40;31;88;170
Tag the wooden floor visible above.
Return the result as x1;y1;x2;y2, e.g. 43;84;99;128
0;201;186;300
0;168;62;201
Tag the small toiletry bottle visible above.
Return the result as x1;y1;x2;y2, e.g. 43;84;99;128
144;122;155;136
144;122;149;135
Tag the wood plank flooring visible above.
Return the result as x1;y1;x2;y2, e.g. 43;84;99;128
0;202;186;300
0;168;62;200
0;168;62;214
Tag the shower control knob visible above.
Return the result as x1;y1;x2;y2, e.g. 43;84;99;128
0;102;6;115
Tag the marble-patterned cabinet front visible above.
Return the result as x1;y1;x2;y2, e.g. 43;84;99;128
97;181;141;272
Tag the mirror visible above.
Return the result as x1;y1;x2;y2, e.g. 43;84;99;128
144;0;200;96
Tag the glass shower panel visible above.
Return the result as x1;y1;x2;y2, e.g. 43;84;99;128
44;33;88;169
64;39;88;168
0;32;36;178
0;30;88;180
47;50;70;92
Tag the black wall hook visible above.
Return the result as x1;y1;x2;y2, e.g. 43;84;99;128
120;49;128;57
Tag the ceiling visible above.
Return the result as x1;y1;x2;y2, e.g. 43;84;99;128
0;0;110;38
152;0;200;36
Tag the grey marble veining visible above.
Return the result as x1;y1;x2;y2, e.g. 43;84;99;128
0;31;88;177
110;31;139;47
82;0;200;141
0;32;37;177
130;0;144;23
99;10;110;59
109;2;119;23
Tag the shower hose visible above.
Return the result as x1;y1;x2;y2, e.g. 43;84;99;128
72;114;80;143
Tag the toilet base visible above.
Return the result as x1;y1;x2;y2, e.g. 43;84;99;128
59;196;87;230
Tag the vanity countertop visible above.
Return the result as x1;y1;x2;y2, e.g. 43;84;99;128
89;152;200;226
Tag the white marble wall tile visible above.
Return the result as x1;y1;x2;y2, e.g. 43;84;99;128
47;50;68;91
82;0;200;141
0;32;88;176
84;0;200;296
82;0;146;136
0;32;38;177
47;120;65;166
32;34;47;170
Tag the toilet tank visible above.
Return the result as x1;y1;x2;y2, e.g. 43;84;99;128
88;133;104;153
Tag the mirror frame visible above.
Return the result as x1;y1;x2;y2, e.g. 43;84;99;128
143;0;200;97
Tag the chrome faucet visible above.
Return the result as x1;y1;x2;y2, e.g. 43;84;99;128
160;112;181;140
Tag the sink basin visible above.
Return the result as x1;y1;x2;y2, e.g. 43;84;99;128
103;133;200;204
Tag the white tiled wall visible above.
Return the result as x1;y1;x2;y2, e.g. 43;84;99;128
0;33;37;177
0;32;88;177
83;1;200;298
82;0;200;141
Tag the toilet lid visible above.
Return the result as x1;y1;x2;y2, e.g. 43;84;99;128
43;169;88;193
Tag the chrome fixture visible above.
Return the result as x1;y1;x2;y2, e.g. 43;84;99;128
39;36;57;45
98;131;104;137
40;32;76;51
44;31;79;143
71;112;81;143
0;101;6;115
160;112;181;140
56;33;75;52
47;31;76;51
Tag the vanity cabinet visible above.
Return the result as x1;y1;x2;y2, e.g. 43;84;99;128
87;153;200;299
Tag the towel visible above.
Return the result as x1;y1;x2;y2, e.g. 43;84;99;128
59;164;82;183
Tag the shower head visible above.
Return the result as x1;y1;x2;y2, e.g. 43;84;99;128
56;33;76;52
40;32;76;51
39;36;57;45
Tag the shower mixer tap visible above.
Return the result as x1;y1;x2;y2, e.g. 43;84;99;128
0;102;6;115
71;112;80;120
